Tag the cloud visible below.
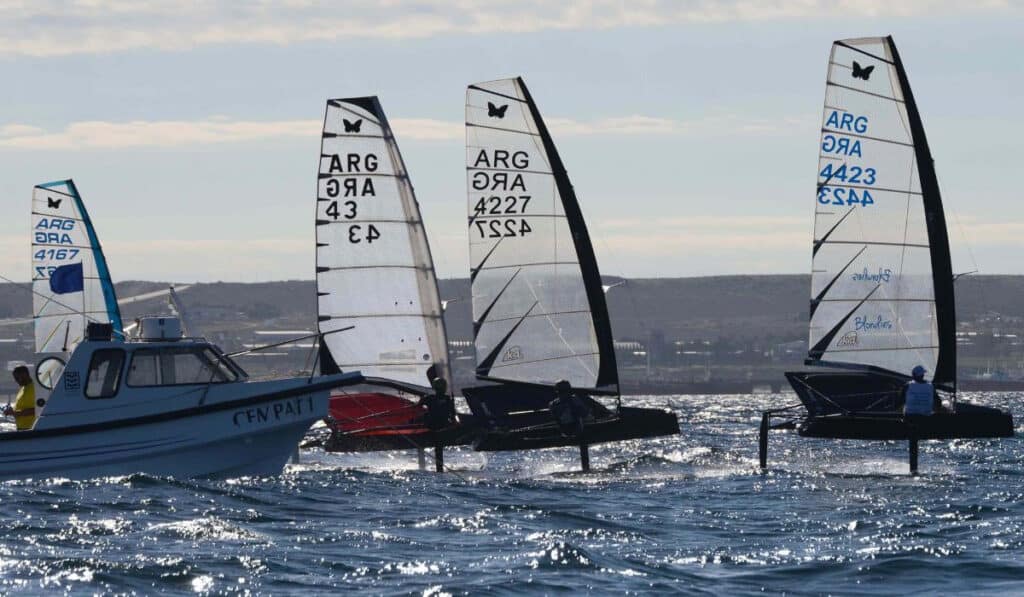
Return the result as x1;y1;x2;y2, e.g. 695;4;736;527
0;1;1015;57
0;111;804;150
0;118;439;149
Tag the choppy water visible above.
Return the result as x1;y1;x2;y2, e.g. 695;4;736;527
1;393;1022;595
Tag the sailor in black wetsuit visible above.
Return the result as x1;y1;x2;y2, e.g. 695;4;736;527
549;380;589;438
421;376;456;432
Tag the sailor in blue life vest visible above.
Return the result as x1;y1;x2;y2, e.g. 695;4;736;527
903;365;940;417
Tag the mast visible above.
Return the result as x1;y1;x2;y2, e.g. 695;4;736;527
887;36;956;390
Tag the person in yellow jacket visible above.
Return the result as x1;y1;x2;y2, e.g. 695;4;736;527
4;366;37;430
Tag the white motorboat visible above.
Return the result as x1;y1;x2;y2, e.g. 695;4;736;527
0;319;363;480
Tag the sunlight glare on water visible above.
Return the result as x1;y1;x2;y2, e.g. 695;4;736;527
0;393;1021;593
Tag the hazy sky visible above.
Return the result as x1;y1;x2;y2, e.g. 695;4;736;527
0;1;1021;282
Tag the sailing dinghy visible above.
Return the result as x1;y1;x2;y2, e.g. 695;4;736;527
761;37;1013;473
462;77;679;468
0;181;365;480
31;179;124;387
314;97;478;455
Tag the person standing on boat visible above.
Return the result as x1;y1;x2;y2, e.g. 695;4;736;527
903;365;938;417
4;366;37;430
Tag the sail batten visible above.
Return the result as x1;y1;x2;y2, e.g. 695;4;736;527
806;36;955;388
31;179;122;355
466;77;617;390
315;96;451;387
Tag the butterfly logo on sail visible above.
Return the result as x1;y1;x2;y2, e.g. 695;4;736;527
487;102;509;119
47;197;63;209
851;61;875;81
343;118;363;133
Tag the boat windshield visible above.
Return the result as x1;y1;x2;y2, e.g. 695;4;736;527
127;345;242;387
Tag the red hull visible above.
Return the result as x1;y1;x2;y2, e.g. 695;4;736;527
328;392;426;437
323;392;478;452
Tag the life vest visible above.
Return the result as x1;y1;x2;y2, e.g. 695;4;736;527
14;383;37;431
904;381;934;416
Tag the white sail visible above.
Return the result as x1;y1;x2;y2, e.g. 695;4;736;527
31;179;123;354
465;77;616;389
316;97;450;387
808;37;951;380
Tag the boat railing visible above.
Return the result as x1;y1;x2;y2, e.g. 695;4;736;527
128;335;211;344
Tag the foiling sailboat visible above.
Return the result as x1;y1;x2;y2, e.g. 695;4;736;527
461;77;679;468
314;97;478;456
0;180;364;480
761;37;1013;473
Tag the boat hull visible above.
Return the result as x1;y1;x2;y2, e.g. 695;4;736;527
785;370;1014;440
0;389;329;480
464;381;678;451
322;392;478;452
472;405;680;452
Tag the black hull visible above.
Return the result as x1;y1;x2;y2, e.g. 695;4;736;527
463;381;679;452
321;417;481;452
784;370;1014;441
473;406;680;452
797;402;1014;440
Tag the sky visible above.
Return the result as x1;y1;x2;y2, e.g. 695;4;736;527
0;1;1021;283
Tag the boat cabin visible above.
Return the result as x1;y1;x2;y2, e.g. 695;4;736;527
27;317;248;432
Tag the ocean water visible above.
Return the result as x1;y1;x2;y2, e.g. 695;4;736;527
1;392;1022;595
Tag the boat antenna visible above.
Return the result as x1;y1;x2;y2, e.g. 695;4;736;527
61;320;71;352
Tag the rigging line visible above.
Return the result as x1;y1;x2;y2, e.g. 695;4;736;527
825;345;939;353
489;350;601;370
465;122;541;138
821;182;922;195
818;128;913;148
467;84;529;104
0;272;109;329
321;134;386;141
34;185;76;198
887;153;930;366
834;40;896;65
30;212;86;222
326;100;382;127
819;240;928;249
791;375;851;415
521;196;598;382
528;277;599;380
225;326;354;358
825;80;904;104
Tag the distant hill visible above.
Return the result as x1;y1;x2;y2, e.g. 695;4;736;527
4;274;1024;343
3;275;1024;394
